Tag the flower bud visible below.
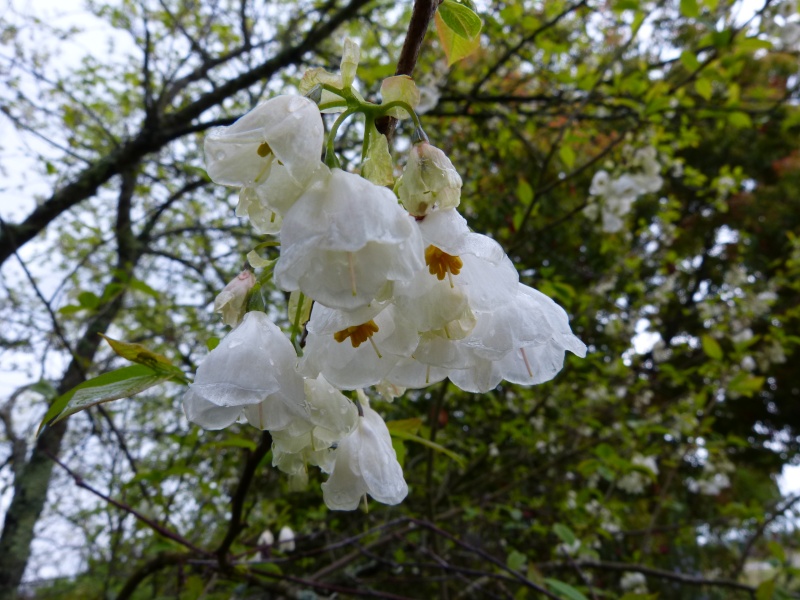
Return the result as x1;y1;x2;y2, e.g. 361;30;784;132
214;270;256;327
395;142;462;217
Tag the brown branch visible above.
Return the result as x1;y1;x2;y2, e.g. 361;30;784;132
375;0;442;142
115;552;189;600
49;453;208;555
409;518;563;600
215;431;273;566
0;0;372;269
538;560;756;597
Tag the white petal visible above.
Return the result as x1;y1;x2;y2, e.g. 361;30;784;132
182;389;243;429
205;96;324;187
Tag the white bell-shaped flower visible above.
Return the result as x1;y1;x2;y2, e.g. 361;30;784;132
300;303;419;389
395;142;462;217
205;95;326;231
274;169;425;310
205;95;324;188
449;285;587;393
272;374;359;485
183;311;306;430
322;402;408;511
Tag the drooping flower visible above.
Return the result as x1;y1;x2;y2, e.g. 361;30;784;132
274;168;424;310
204;95;326;233
182;311;305;430
271;374;359;488
214;270;256;327
278;526;296;552
395;142;462;217
449;284;587;393
321;401;408;510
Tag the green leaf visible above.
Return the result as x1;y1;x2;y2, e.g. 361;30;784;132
204;437;258;452
728;372;765;397
767;540;787;563
78;291;100;309
437;0;482;39
435;4;482;66
287;291;311;330
38;365;170;434
388;426;466;468
680;0;699;18
386;417;422;435
207;337;220;351
695;78;713;101
737;37;772;52
58;304;84;315
516;177;533;204
728;111;753;128
701;334;723;359
559;145;576;169
128;278;160;298
28;380;58;399
756;577;776;600
507;549;527;571
553;523;576;545
100;334;186;379
361;124;395;186
545;578;589;600
680;50;701;71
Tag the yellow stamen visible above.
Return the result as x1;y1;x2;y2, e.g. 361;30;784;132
425;245;463;282
333;320;379;349
520;347;533;378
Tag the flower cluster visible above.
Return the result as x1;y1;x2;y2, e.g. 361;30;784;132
584;147;663;233
183;41;586;511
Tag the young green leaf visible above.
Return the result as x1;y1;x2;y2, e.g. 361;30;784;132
387;422;466;468
438;0;482;39
100;333;185;378
38;365;171;434
701;334;723;359
435;0;483;66
545;578;590;600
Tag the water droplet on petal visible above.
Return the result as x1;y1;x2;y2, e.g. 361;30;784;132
215;150;226;161
228;339;243;349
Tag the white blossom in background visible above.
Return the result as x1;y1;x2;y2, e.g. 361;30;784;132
620;572;648;594
278;526;296;552
617;454;659;494
585;147;664;232
687;455;734;495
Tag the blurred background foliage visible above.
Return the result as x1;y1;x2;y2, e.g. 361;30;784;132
1;0;799;598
